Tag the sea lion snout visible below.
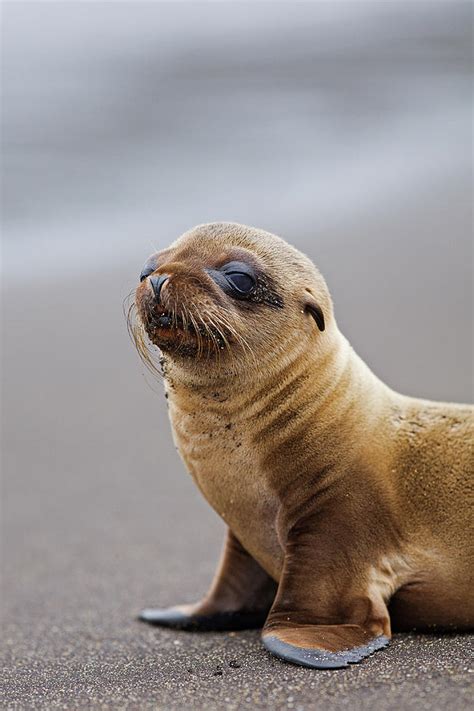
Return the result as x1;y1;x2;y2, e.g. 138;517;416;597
134;257;234;358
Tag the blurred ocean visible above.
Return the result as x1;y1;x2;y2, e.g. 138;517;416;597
2;1;472;399
3;3;471;272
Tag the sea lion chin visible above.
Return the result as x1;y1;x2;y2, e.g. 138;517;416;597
130;222;473;669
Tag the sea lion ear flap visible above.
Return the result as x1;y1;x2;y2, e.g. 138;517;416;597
304;291;325;332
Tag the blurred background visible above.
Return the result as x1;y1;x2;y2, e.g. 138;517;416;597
2;2;473;708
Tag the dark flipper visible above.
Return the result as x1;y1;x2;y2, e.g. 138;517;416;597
139;606;268;631
138;528;276;632
262;632;389;669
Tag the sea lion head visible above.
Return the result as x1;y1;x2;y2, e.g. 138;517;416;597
131;223;332;376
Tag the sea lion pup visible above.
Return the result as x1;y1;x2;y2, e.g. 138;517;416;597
131;222;473;669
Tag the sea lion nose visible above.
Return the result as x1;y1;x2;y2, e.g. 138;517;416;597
139;257;158;282
149;274;170;302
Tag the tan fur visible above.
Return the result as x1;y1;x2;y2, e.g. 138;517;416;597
134;223;473;666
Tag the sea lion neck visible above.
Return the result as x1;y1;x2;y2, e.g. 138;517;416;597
161;320;347;412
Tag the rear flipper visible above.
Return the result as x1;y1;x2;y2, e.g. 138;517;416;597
140;604;268;631
139;529;276;631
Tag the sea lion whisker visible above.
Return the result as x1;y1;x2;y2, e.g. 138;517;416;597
188;309;205;358
212;311;256;369
201;311;231;361
129;317;163;380
196;311;222;361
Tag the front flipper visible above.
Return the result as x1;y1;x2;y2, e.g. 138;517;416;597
262;624;389;669
261;515;392;669
139;529;276;631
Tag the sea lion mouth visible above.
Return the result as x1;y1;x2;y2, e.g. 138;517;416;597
147;307;201;344
142;300;228;356
151;310;194;333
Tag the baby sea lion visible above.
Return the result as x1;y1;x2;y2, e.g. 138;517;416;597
131;222;473;669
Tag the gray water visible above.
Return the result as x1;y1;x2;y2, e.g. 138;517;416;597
2;1;473;400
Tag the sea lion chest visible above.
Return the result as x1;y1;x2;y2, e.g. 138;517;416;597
168;392;283;579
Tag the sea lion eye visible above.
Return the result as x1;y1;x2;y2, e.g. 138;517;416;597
219;261;256;297
206;261;257;299
225;271;255;294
